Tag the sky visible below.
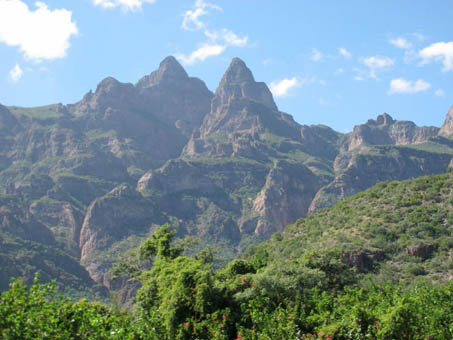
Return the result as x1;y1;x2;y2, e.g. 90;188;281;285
0;0;452;133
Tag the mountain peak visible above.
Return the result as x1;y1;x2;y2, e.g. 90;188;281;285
213;58;277;111
157;56;188;79
219;57;255;86
439;105;453;137
136;56;188;88
376;113;394;125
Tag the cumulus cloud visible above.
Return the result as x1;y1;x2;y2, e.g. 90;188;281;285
419;41;453;72
357;55;394;79
9;63;23;82
435;89;446;97
177;0;248;65
311;48;323;62
362;55;394;69
338;47;351;58
389;37;412;49
269;77;299;97
182;0;221;31
0;1;78;61
388;78;431;94
175;44;225;65
93;0;155;11
205;29;248;47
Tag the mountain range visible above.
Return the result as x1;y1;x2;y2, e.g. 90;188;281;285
0;56;452;296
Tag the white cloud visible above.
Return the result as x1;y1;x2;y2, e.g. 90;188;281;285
419;41;453;72
175;44;225;65
0;1;78;61
362;55;394;69
311;48;323;62
9;63;23;82
338;47;351;58
388;78;431;94
435;89;446;97
205;29;248;47
181;0;221;31
389;37;412;49
219;29;248;47
269;77;299;97
93;0;155;11
359;55;394;79
335;68;344;75
177;0;247;65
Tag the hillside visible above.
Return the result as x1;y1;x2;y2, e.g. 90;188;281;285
0;56;452;295
246;171;453;285
2;172;453;340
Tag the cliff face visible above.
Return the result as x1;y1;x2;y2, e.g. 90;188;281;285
0;56;452;297
439;106;453;137
79;184;163;288
347;113;439;150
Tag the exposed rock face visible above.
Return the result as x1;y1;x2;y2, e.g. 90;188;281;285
406;243;435;260
183;58;301;159
252;161;321;236
136;56;213;137
29;200;83;257
347;113;439;150
439;106;453;137
72;56;212;170
80;184;160;259
0;104;21;136
309;145;453;213
136;56;189;88
79;183;163;287
1;56;453;299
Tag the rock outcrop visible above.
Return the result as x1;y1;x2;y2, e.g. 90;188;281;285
347;113;439;150
439;106;453;137
252;161;321;236
0;56;452;299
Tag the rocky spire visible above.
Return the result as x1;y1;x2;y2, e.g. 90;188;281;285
218;57;255;87
376;113;394;125
366;113;394;126
213;57;277;111
439;105;453;137
136;56;189;88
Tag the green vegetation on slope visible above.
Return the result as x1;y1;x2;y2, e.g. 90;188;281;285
247;171;453;285
1;223;452;340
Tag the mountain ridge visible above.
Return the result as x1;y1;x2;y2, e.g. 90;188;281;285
0;56;452;296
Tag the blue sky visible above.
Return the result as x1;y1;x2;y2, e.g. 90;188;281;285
0;0;452;132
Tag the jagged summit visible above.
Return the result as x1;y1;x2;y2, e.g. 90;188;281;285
365;113;394;126
439;105;453;137
218;57;255;86
348;112;439;150
213;57;277;112
136;56;188;88
376;113;394;125
95;77;124;93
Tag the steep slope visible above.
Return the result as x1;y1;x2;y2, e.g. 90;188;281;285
0;56;452;297
309;113;453;212
247;171;453;284
0;57;212;291
0;194;99;296
139;58;332;241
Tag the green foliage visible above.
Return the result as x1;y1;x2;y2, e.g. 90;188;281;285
247;172;453;285
0;274;136;340
2;204;453;340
